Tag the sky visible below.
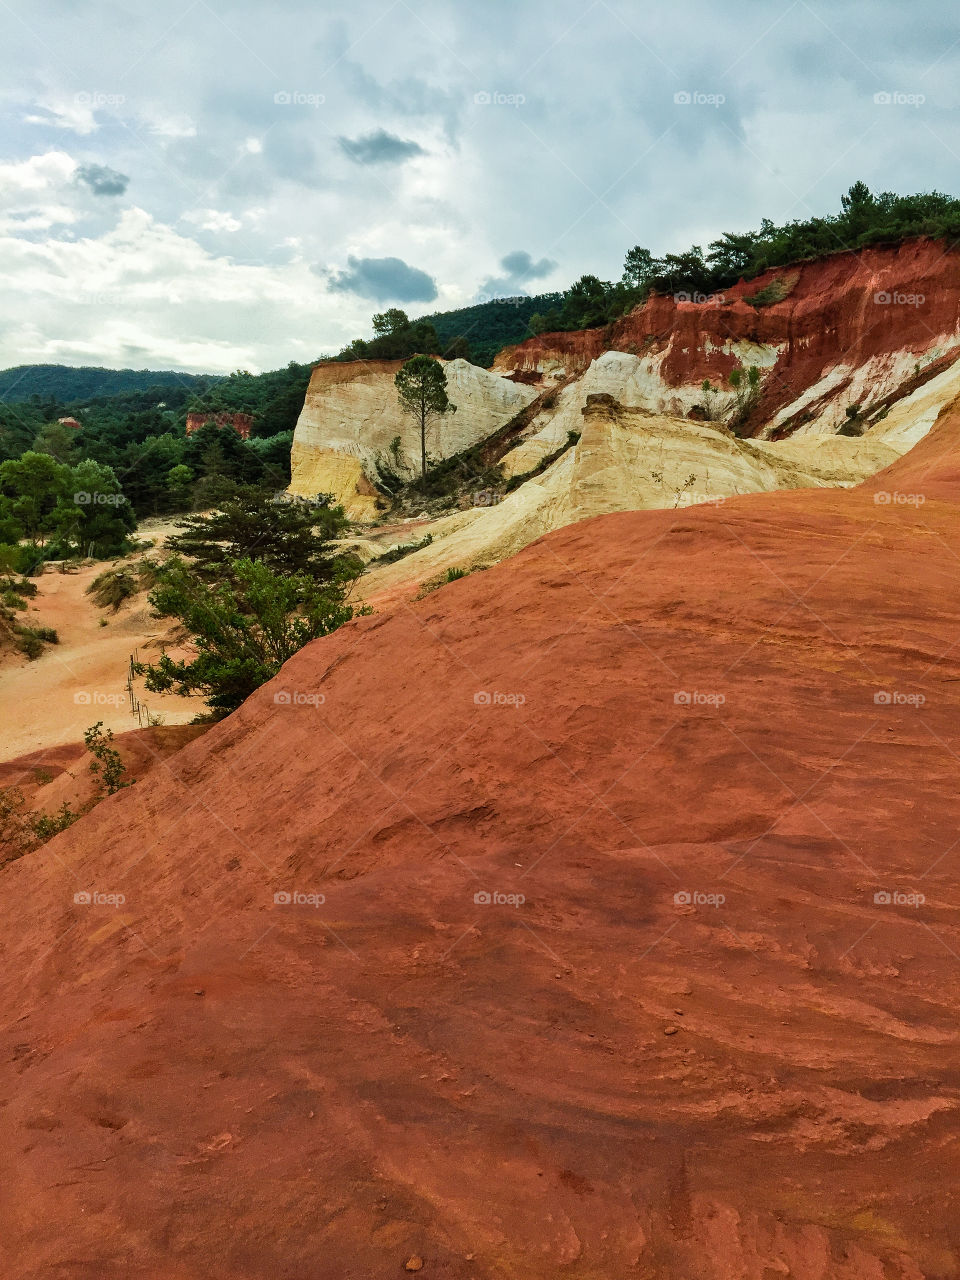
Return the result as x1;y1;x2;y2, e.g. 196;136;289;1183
0;0;958;374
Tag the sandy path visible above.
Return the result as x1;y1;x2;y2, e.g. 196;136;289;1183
0;533;201;761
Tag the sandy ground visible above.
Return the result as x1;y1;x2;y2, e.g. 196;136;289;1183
0;519;202;762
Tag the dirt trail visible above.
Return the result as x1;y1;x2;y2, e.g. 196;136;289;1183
0;523;201;762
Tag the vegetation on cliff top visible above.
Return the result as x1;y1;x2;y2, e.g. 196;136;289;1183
529;182;960;335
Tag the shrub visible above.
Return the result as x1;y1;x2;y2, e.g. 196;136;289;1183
14;626;56;659
0;785;77;865
30;804;78;842
139;556;364;715
84;722;132;795
744;272;799;308
86;567;139;612
374;533;434;564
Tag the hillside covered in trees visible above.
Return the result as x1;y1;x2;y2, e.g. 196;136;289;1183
0;365;218;405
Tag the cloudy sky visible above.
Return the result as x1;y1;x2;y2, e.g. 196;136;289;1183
1;0;958;373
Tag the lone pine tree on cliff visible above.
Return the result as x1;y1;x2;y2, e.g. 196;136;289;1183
395;355;456;478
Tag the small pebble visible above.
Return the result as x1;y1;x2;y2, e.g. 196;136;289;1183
404;1257;424;1273
664;1025;680;1036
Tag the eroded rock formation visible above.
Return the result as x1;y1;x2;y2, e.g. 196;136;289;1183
497;238;960;437
289;357;538;519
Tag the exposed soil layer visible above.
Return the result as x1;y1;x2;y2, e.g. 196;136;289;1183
3;404;960;1276
498;238;960;431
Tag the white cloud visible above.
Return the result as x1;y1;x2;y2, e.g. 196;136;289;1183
24;96;101;135
0;206;365;371
0;151;79;232
182;208;243;233
0;150;77;195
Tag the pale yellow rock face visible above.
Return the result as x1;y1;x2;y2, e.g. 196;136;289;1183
289;357;537;519
360;394;908;605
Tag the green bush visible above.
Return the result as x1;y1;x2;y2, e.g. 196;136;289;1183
374;533;434;565
86;567;139;612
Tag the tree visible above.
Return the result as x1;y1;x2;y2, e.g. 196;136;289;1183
139;557;362;714
372;308;410;337
165;463;194;509
32;421;79;464
622;246;655;291
394;356;457;479
528;309;563;336
166;485;351;582
0;451;71;545
183;420;264;488
61;459;136;557
562;275;612;329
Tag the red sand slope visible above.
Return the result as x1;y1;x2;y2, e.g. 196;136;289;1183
3;404;960;1277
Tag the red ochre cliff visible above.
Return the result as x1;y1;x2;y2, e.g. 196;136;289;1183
185;410;254;440
497;238;960;434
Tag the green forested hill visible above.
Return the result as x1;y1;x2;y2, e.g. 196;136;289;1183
0;364;221;405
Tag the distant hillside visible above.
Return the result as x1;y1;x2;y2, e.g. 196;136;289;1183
0;364;221;404
422;293;566;368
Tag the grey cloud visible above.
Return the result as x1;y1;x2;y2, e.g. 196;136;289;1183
335;52;464;144
75;163;129;195
478;249;558;298
338;128;425;165
322;255;438;302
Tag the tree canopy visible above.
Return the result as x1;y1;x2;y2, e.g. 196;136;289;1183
395;356;457;478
